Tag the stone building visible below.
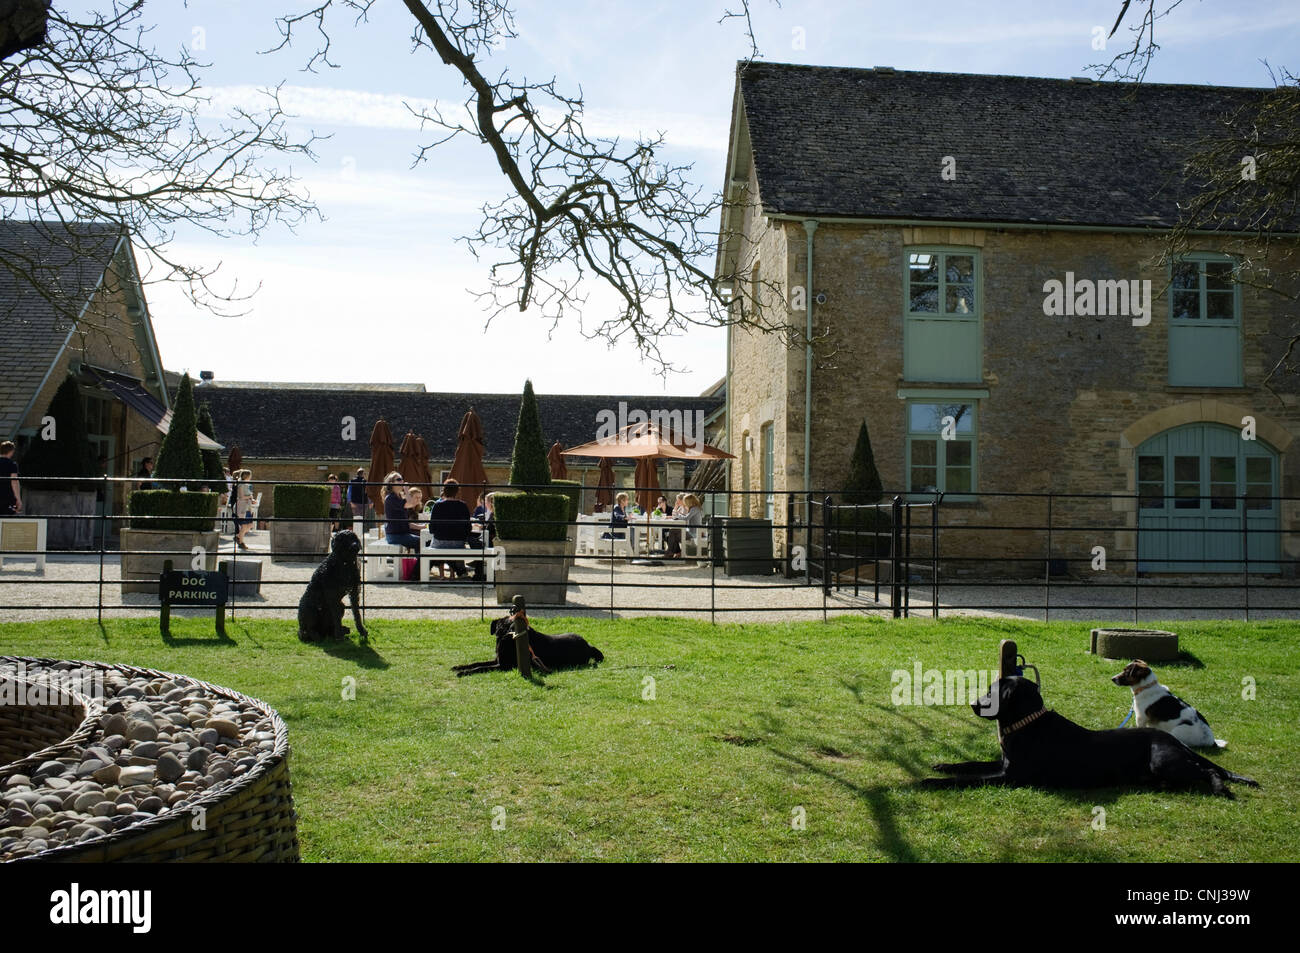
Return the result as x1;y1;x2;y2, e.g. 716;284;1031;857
0;221;219;528
718;64;1299;575
193;381;723;519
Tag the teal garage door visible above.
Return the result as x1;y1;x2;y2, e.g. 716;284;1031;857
1137;424;1280;572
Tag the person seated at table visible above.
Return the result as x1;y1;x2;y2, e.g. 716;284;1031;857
428;478;476;579
666;494;706;558
405;486;425;524
672;493;688;518
653;495;670;517
601;492;633;548
381;472;421;551
470;491;495;548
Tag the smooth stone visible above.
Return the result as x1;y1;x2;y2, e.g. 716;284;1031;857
101;735;127;753
43;777;71;790
132;741;160;760
31;803;53;819
115;803;135;816
126;722;157;742
156;753;184;783
102;713;128;736
83;816;114;831
20;826;46;839
118;766;154;787
185;748;210;771
197;728;219;747
92;764;120;785
5;808;33;826
126;756;153;767
138;797;164;814
72;791;102;813
3;775;30;789
91;801;116;818
115;791;135;805
76;759;107;778
165;790;188;806
207;718;239;739
105;699;126;714
32;760;64;780
36;796;64;811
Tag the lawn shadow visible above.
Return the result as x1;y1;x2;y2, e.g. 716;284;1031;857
1161;650;1205;669
160;622;237;648
319;637;390;670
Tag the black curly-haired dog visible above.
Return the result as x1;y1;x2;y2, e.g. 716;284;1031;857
452;610;602;676
298;530;368;643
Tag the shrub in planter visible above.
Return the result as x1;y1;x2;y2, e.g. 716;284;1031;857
196;402;226;494
829;506;893;563
550;479;582;523
270;484;331;563
492;492;569;542
121;490;219;593
128;490;220;532
154;373;204;486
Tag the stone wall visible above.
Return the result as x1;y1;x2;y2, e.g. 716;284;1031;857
731;218;1300;575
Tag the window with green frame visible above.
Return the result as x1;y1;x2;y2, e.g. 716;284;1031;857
904;248;981;382
906;400;976;496
1169;254;1242;387
760;422;774;521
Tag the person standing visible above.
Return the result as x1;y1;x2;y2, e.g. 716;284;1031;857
327;474;343;532
135;457;157;491
0;441;21;516
348;468;368;522
231;469;255;551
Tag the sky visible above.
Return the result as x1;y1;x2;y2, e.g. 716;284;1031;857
102;0;1300;396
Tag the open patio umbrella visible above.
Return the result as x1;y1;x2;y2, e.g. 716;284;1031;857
633;457;660;513
595;458;616;510
397;431;430;502
562;422;734;462
547;441;569;480
447;408;488;505
367;419;395;513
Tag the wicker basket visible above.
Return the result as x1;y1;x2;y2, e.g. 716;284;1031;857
0;675;98;772
1;657;300;863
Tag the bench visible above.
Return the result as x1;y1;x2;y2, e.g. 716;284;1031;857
417;529;506;582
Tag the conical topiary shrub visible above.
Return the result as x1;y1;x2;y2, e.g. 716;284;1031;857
843;420;884;505
19;374;97;491
154;372;204;486
196;402;226;494
508;379;552;489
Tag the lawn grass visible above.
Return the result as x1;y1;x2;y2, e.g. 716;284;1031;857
1;614;1295;862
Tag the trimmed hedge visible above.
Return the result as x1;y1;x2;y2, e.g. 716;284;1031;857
128;490;219;532
492;491;569;541
509;380;551;489
828;506;893;561
20;374;98;491
274;484;331;520
550;479;582;523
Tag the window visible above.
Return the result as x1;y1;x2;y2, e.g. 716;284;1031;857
1168;255;1242;387
906;401;976;497
904;248;981;382
761;423;774;521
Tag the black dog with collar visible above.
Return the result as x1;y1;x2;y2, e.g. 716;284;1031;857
922;676;1258;797
451;613;603;677
298;530;368;644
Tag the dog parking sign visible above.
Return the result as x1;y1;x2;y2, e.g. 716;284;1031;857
158;560;228;638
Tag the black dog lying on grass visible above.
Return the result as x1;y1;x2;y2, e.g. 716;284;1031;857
298;530;368;644
922;676;1258;798
452;611;603;676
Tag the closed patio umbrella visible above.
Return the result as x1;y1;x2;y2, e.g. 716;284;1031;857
547;441;568;480
633;457;660;513
595;458;616;510
414;435;432;497
226;446;242;473
397;431;430;502
367;419;395;513
448;408;488;505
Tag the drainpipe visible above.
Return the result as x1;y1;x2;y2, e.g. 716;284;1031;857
802;220;818;497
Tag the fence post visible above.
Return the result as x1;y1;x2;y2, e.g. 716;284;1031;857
709;514;716;625
1242;493;1250;623
853;501;861;598
804;492;813;587
97;472;107;626
821;496;832;597
890;495;902;618
931;492;940;620
903;500;912;618
1044;493;1052;623
1133;506;1140;625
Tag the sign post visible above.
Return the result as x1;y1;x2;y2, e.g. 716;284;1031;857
158;559;229;639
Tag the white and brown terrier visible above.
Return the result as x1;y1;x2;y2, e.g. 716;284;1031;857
1112;660;1225;749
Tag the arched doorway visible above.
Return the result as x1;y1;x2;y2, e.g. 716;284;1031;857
1136;424;1279;572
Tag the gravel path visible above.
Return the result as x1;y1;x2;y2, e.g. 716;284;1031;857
0;529;1296;624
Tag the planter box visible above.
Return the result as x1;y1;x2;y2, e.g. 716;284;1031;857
120;529;220;594
24;489;97;550
713;518;776;577
493;538;570;606
218;558;263;596
270;521;330;564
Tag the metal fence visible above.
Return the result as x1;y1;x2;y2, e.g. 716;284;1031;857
0;476;1296;623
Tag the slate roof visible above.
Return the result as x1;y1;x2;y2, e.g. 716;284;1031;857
193;384;724;464
736;63;1279;229
0;221;124;436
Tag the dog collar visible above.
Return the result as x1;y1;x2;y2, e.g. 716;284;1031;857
1131;681;1159;698
1003;707;1048;735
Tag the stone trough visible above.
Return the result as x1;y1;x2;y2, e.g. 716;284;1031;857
0;657;298;862
1089;628;1180;661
